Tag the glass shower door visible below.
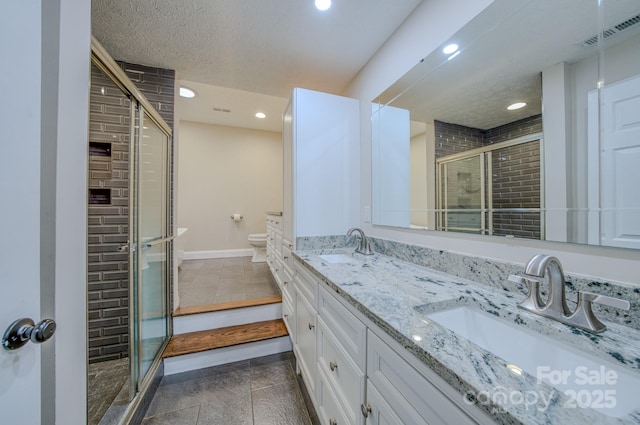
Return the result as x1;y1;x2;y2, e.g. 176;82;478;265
130;106;171;391
438;154;485;233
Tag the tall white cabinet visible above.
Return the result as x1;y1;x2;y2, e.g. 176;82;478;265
283;88;360;246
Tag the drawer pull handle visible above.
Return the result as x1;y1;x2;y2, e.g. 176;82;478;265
284;314;289;318
284;256;289;260
329;361;338;371
308;323;315;331
329;419;337;425
283;281;288;285
361;404;372;418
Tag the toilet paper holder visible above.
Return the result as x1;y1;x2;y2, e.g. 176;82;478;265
231;214;243;222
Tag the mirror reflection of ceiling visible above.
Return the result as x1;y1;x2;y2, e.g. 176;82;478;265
379;0;640;130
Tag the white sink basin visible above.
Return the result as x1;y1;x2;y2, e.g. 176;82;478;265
426;306;640;417
318;253;361;264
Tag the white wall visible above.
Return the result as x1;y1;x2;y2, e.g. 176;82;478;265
570;32;640;244
410;132;428;227
178;121;283;253
343;0;640;285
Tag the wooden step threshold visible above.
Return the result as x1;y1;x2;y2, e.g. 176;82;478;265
174;295;282;317
163;319;288;358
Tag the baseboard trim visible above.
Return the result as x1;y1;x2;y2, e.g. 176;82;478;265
184;249;253;260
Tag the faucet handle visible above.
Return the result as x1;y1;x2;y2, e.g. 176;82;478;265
579;292;630;310
508;275;542;311
567;291;630;333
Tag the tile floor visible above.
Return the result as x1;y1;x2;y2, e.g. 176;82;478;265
142;352;313;425
178;257;280;308
87;358;129;425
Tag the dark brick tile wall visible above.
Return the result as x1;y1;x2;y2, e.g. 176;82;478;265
435;116;542;239
88;63;131;363
491;141;541;239
484;115;542;145
88;62;174;363
434;120;485;158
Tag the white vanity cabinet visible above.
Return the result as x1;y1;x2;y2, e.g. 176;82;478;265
291;258;495;425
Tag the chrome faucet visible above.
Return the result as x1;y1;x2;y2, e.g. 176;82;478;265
347;228;374;255
508;254;629;333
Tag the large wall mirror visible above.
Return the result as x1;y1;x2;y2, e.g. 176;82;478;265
371;0;640;249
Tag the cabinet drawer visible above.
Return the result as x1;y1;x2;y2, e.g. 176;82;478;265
294;260;318;308
317;367;353;425
282;243;294;269
367;331;479;425
281;262;294;300
318;285;366;368
272;256;283;289
318;317;365;425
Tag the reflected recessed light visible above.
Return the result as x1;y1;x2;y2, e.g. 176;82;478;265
179;87;196;98
507;102;527;110
315;0;331;11
255;112;266;119
412;335;423;342
506;364;523;376
443;43;459;54
447;51;461;61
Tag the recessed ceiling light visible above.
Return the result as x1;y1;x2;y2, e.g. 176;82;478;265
179;87;196;98
255;112;266;119
442;43;459;54
315;0;331;11
507;102;527;110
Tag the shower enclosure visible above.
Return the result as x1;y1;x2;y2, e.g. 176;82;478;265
88;38;173;425
436;134;543;239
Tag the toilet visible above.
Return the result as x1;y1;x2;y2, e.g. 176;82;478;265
248;233;267;263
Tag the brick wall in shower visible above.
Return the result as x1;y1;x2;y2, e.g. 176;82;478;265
88;62;174;363
434;115;542;240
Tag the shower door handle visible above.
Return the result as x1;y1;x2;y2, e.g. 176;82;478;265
2;318;57;350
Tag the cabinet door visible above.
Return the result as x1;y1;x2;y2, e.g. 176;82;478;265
317;367;353;425
367;331;479;425
295;287;317;399
282;291;295;343
365;382;405;425
317;317;365;425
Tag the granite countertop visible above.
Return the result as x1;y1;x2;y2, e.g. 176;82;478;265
293;248;640;425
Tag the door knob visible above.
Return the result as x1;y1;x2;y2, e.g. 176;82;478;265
2;318;57;350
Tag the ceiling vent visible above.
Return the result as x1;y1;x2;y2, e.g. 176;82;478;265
212;107;231;113
580;13;640;46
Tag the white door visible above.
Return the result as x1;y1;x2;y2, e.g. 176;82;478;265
599;75;640;249
0;1;90;424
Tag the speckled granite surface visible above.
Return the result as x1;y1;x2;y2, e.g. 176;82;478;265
293;247;640;425
297;236;640;330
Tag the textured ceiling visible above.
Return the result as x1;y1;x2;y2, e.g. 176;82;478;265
379;0;640;130
92;0;421;99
